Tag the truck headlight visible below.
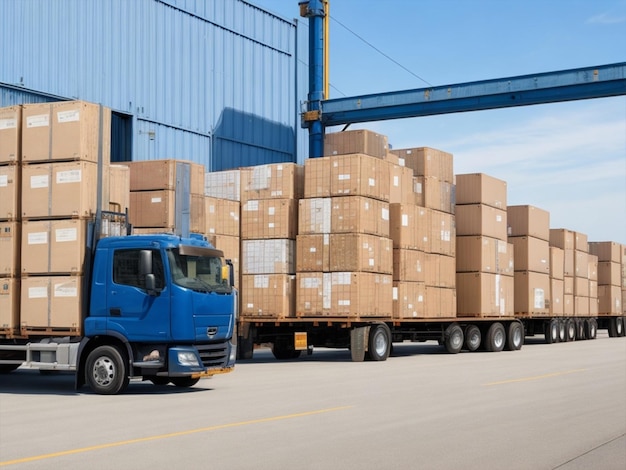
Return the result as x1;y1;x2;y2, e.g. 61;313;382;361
177;351;200;367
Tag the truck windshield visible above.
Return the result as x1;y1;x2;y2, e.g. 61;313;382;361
166;248;231;293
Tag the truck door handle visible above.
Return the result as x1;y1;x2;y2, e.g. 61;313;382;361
110;308;121;317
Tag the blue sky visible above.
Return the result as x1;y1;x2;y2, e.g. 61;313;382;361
253;0;626;245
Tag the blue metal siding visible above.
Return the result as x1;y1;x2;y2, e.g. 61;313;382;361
0;0;303;169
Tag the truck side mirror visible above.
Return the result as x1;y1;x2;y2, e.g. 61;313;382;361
145;274;159;296
139;250;153;276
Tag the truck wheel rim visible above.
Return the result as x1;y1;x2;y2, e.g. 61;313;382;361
92;357;115;386
374;332;387;356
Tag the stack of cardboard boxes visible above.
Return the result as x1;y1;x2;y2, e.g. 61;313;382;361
454;173;513;317
589;241;623;315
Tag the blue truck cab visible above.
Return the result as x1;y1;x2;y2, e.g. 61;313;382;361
76;233;237;394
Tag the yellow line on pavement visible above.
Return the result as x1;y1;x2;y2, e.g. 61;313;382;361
0;406;353;467
484;368;587;386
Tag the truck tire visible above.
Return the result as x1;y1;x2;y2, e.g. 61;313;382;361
464;325;481;352
171;377;200;388
616;317;624;337
608;318;618;337
350;326;367;362
506;322;523;351
545;319;559;344
444;323;464;354
566;319;576;342
237;334;254;360
85;345;129;395
558;320;566;342
485;323;505;352
271;339;301;360
367;324;391;361
575;319;586;340
587;319;597;340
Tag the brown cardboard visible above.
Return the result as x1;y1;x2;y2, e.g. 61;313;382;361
109;164;130;211
389;164;415;205
0;105;21;163
0;222;19;277
298;198;331;234
429;210;455;256
241;274;295;318
204;169;241;201
329;233;393;274
507;205;550;241
0;165;19;220
129;190;176;228
563;249;575;276
563;294;574;316
455;204;507;240
574;251;589;278
574;232;588;252
20;275;83;333
393;248;425;282
392;281;425;319
331;196;390;237
295;272;329;316
513;271;550;315
126;159;204;194
324;129;388;159
597;261;622;286
21;219;89;274
550;247;565;280
588;255;598;282
550;278;564;316
304;157;332;198
456;272;513;317
424;253;456;288
564;276;574;295
389;203;430;250
424;286;457;318
22;101;111;164
413;176;455;213
330;153;391;202
241;239;295;274
456;236;513;275
455;173;507;209
296;234;330;272
241;198;298;240
550;229;575;250
574;296;590;317
0;278;19;331
241;163;304;201
509;236;550;274
22;161;107;219
597;285;622;314
390;147;454;183
205;197;240;237
588;241;622;263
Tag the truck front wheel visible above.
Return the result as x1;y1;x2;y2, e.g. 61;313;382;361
85;345;129;395
170;377;200;387
367;324;391;361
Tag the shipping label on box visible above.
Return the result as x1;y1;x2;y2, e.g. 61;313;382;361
241;198;297;240
0;165;19;220
0;105;21;164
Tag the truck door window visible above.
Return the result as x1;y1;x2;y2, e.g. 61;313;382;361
113;249;164;290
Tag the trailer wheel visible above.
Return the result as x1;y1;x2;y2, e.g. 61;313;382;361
237;333;254;360
444;323;464;354
367;324;391;361
485;323;506;352
587;319;597;340
171;377;200;388
506;322;524;351
85;345;129;395
545;319;559;344
271;339;301;360
464;325;481;352
616;317;624;337
558;320;566;342
575;319;586;340
565;319;576;342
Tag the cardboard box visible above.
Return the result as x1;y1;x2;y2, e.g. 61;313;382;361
330;154;391;202
456;236;513;275
424;253;456;288
563;249;575;277
0;105;21;163
413;176;455;213
392;281;425;319
207;234;240;288
588;255;598;282
588;241;622;263
0;165;19;220
389;164;416;205
21;219;88;274
424;286;457;318
574;296;590;317
304;157;332;198
455;173;506;209
550;247;565;280
241;198;298;240
429;210;455;256
390;147;454;183
0;278;19;332
456;272;513;317
295;272;329;316
241;163;304;201
513;271;550;315
574;251;589;278
574;232;588;252
205;169;241;201
241;274;295;318
550;278;564;316
22;101;111;164
20;276;83;333
550;229;575;250
22;161;107;219
241;239;295;274
563;294;574;316
109;164;130;211
589;294;599;316
597;261;622;286
564;276;574;295
509;236;550;274
126;159;204;194
296;234;330;272
393;248;425;282
324;129;388;159
331;196;390;237
596;285;622;314
455;204;507;240
129;190;175;229
389;203;430;250
298;197;331;234
205;197;240;237
329;233;393;274
0;222;19;277
507;205;550;241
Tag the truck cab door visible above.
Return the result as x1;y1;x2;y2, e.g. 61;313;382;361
107;248;170;341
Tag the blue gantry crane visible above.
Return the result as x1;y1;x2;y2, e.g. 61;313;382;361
299;0;626;159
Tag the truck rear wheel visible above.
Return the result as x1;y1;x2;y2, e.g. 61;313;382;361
485;323;505;352
586;319;597;339
506;322;523;351
565;319;576;342
575;319;586;340
464;325;481;352
545;319;559;344
85;345;129;395
558;320;566;342
367;324;391;361
616;317;624;337
444;323;463;354
271;338;301;360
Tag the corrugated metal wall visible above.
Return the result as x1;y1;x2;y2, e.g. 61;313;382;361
0;0;305;169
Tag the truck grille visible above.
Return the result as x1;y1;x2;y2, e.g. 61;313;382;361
196;342;229;368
